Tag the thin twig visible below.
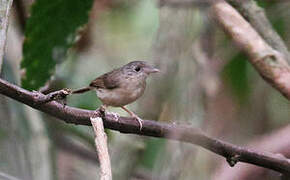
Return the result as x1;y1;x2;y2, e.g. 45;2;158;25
1;78;290;174
37;88;71;104
91;117;112;180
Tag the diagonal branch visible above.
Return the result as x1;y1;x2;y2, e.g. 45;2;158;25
213;124;290;180
211;1;290;100
228;0;290;63
1;78;290;174
161;0;290;101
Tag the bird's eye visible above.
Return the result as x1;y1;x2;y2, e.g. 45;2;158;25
134;66;141;72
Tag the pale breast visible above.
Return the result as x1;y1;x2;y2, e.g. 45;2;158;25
96;80;146;107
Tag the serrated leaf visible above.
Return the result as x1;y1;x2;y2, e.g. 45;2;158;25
21;0;93;90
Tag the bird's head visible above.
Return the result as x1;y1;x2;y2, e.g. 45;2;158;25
122;61;159;80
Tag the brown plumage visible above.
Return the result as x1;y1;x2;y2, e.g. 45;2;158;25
89;69;121;89
72;61;159;130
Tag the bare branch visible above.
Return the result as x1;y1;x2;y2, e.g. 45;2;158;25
34;88;71;104
91;117;112;180
1;78;290;174
160;0;290;64
213;124;290;180
228;0;290;63
211;1;290;100
0;0;14;72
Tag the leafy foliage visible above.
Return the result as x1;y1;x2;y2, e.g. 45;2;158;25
21;0;93;90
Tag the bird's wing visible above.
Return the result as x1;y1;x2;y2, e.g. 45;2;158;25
89;68;121;89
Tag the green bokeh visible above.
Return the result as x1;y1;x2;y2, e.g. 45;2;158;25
222;53;252;103
141;138;165;169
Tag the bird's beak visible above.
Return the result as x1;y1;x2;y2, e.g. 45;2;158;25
144;66;160;74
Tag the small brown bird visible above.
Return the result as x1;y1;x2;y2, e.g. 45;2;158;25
72;61;159;130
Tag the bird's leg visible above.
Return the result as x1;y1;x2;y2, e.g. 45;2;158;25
96;104;107;116
97;105;120;121
121;106;143;130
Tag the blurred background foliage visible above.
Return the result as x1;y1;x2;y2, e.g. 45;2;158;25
1;0;290;179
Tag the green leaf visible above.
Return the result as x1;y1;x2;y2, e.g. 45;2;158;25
21;0;93;90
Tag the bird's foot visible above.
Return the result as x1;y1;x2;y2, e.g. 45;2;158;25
99;105;107;113
120;106;143;131
133;115;143;131
95;105;107;117
95;106;120;121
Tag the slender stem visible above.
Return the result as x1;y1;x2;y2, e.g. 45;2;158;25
91;117;112;180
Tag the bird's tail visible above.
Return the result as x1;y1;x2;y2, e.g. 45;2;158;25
72;87;92;94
